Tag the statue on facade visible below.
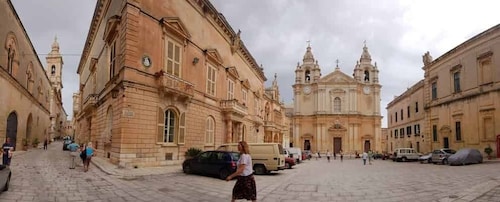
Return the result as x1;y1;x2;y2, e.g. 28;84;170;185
422;51;433;66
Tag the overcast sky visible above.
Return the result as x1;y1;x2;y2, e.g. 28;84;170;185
11;0;500;127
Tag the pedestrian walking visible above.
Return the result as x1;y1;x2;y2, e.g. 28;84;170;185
333;152;336;160
84;142;94;172
226;141;256;202
340;150;344;162
368;150;373;165
2;138;14;166
79;143;87;167
362;151;368;165
326;150;331;162
67;141;80;169
43;138;48;150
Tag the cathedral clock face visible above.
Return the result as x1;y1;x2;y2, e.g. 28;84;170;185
363;86;371;94
303;86;311;94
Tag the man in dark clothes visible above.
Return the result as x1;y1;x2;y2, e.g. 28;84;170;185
2;138;14;166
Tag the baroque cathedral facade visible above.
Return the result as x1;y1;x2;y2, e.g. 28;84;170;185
292;44;383;155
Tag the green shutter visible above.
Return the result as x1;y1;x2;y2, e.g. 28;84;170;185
157;107;164;142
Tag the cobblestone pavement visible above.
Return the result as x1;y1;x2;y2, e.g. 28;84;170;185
1;142;500;201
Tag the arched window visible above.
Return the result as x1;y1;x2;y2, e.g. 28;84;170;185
7;47;13;74
305;70;311;82
364;70;370;81
51;65;56;75
334;97;341;112
205;116;215;145
157;107;184;144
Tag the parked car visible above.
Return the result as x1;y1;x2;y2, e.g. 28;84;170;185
393;148;420;162
182;150;240;180
430;148;456;164
0;165;11;192
448;148;483;166
418;152;432;164
62;139;72;151
285;157;296;169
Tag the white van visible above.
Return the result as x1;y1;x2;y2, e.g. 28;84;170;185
286;147;303;163
393;148;420;162
217;143;286;174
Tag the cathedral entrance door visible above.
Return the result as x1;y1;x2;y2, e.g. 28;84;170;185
333;138;341;154
303;140;311;151
364;140;370;152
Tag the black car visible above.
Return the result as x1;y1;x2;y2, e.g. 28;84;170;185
0;165;11;192
62;139;72;151
182;150;240;180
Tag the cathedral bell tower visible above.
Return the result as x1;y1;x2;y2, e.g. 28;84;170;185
353;43;381;116
45;36;64;139
293;44;322;115
353;43;379;84
46;36;64;91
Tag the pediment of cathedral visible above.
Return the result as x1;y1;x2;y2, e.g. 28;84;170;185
328;122;347;131
319;70;356;84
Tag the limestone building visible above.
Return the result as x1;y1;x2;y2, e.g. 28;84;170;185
386;80;425;153
1;0;67;149
292;44;383;155
263;74;288;146
387;24;500;157
74;0;289;167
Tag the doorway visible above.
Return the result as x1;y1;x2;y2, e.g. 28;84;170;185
6;112;18;150
443;137;449;148
333;137;342;154
303;140;311;151
364;140;371;152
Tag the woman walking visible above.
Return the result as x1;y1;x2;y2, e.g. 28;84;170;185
226;141;257;202
84;142;94;172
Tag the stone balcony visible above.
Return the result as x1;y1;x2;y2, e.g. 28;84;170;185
82;94;98;112
220;99;248;118
156;71;194;103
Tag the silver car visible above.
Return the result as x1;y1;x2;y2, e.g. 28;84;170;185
430;149;456;164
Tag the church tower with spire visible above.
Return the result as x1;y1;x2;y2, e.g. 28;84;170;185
45;36;65;139
292;42;383;154
46;36;63;91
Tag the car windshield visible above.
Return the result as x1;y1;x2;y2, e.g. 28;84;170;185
443;149;456;154
229;152;240;161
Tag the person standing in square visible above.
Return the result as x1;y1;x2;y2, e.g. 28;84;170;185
2;138;14;166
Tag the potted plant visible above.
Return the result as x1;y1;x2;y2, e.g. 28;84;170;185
22;138;29;150
32;138;40;149
185;147;202;160
484;145;493;160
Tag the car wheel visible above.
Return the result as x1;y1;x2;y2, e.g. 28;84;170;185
254;165;266;175
183;165;191;174
402;157;407;162
285;162;291;169
219;169;230;180
443;159;448;165
3;174;10;191
428;158;432;164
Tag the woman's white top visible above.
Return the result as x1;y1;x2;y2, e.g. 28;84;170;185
238;154;253;176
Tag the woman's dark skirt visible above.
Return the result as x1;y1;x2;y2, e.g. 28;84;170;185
232;174;256;200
